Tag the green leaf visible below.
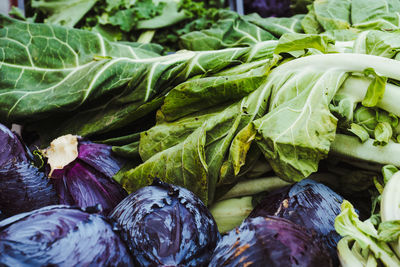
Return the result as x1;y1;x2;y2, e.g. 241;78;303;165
362;68;387;107
335;200;400;266
244;13;305;37
31;0;99;27
351;0;400;30
313;0;352;31
159;63;269;122
301;7;324;34
251;61;347;181
179;10;277;51
378;220;400;242
106;0;166;32
0;15;159;124
118;126;209;203
381;165;398;184
373;122;393;146
112;140;140;158
274;33;334;55
354;30;400;58
349;123;370;143
1;16;272;142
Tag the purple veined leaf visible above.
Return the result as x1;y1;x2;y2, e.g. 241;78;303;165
0;123;58;217
244;0;292;17
44;135;128;215
110;178;220;267
248;179;344;266
0;205;134;266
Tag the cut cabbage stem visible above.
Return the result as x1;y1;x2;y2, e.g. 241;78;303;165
42;134;79;177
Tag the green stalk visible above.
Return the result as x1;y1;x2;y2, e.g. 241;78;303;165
217;176;290;201
331;134;400;167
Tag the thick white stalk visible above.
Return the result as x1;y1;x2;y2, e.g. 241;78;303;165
338;76;400;116
330;134;400;167
275;53;400;79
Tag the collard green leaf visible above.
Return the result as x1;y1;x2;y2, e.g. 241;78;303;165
0;15;159;124
274;33;334;55
313;0;351;31
31;0;98;27
351;0;400;30
117;126;209;203
159;63;269;122
119;60;274;204
1;16;273;142
301;7;324;34
244;13;305;37
179;10;276;51
353;30;400;58
250;62;347;182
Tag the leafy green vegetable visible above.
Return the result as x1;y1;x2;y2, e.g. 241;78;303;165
335;200;400;266
1;16;275;144
179;10;277;51
301;0;400;41
378;221;400;242
116;55;278;204
348;123;369;143
31;0;99;27
243;13;305;37
361;68;387;108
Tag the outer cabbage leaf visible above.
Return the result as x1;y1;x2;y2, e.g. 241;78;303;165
209;216;333;266
0;123;57;216
0;205;134;266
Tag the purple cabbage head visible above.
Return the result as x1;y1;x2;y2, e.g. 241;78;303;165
47;137;128;215
0;205;134;266
209;216;333;267
244;0;291;17
248;178;343;265
110;179;220;266
0;124;57;216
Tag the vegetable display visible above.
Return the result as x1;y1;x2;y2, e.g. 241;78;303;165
1;0;400;265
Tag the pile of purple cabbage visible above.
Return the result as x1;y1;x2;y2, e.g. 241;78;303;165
0;122;363;266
